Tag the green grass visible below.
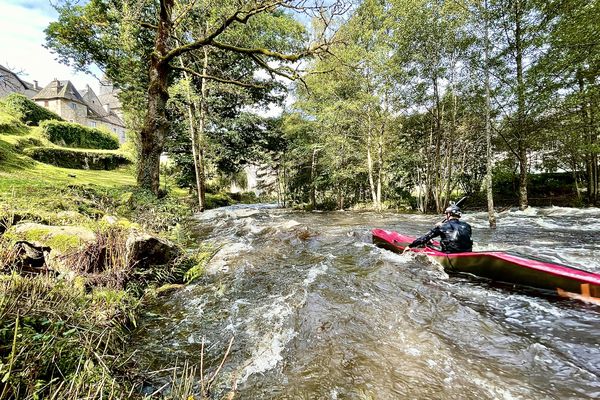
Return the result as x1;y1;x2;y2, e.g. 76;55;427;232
0;110;28;135
0;103;245;399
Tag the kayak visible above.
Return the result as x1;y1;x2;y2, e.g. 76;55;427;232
372;228;600;305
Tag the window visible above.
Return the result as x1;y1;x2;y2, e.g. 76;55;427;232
69;102;76;110
44;101;49;107
90;121;97;128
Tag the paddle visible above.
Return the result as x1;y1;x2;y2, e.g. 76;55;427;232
440;196;468;224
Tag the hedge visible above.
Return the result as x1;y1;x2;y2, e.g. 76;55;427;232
40;120;120;150
24;147;131;170
2;93;62;126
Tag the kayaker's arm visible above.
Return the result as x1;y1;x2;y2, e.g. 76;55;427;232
409;226;441;248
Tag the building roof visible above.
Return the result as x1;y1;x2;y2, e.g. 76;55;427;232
80;84;108;116
0;64;39;97
82;85;125;128
32;79;125;128
33;79;86;103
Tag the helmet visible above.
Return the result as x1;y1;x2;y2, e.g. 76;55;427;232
444;204;462;218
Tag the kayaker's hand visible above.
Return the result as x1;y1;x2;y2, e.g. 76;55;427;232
408;240;422;248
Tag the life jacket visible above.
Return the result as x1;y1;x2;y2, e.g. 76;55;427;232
414;219;473;253
437;219;473;253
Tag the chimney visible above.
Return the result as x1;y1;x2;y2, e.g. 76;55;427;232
104;103;110;113
33;80;40;90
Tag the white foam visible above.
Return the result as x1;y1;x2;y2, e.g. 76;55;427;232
303;262;328;286
238;299;296;383
280;220;300;229
544;206;600;217
204;242;253;274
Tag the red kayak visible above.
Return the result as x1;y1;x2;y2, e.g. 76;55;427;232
372;228;600;305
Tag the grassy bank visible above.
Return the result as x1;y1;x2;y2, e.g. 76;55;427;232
0;102;226;398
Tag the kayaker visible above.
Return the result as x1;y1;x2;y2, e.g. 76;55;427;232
408;205;473;253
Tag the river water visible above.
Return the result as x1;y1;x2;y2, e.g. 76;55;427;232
133;205;600;399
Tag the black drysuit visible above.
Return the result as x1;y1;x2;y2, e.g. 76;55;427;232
409;219;473;253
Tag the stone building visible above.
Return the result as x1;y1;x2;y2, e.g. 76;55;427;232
32;79;126;142
0;64;40;98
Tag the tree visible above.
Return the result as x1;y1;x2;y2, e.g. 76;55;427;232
46;0;343;194
533;0;600;205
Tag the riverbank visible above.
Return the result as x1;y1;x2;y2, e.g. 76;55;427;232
0;102;229;398
0;171;197;397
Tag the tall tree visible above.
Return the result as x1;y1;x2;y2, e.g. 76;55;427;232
46;0;342;194
534;0;600;205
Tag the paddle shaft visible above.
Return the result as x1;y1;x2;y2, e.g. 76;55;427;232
440;196;468;223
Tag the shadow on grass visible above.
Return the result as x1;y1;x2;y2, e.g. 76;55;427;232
0;136;36;172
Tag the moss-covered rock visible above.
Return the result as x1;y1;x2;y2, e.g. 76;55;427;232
5;223;96;253
126;231;180;268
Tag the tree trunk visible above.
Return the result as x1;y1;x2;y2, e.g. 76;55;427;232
180;58;205;211
366;111;378;209
432;76;444;212
377;122;384;210
514;0;528;210
310;147;318;208
137;0;174;194
195;46;209;211
484;0;496;228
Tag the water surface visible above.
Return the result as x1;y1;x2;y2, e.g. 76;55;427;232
133;205;600;399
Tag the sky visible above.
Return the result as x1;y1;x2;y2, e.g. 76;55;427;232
0;0;100;91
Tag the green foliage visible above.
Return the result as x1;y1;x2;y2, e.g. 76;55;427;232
0;274;134;399
204;192;234;209
0;107;28;135
183;244;220;283
40;119;120;150
24;147;130;170
1;93;63;126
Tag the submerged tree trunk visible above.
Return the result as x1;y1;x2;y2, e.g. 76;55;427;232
310;147;318;208
484;0;496;228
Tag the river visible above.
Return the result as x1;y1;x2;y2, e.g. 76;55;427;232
132;205;600;399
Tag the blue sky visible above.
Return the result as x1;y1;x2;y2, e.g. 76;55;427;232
0;0;100;91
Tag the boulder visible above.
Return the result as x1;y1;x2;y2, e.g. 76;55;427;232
14;240;51;271
8;223;97;253
126;232;179;267
4;223;98;274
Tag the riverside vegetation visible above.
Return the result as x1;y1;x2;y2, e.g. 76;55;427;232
0;95;242;399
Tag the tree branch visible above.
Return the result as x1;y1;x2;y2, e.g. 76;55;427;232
140;22;158;30
212;40;311;62
172;65;268;89
161;0;283;64
172;0;200;27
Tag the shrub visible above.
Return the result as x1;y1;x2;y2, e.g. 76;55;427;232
24;147;131;170
40;120;120;150
2;93;62;126
205;192;234;209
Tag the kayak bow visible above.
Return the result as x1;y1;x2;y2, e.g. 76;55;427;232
372;228;600;305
